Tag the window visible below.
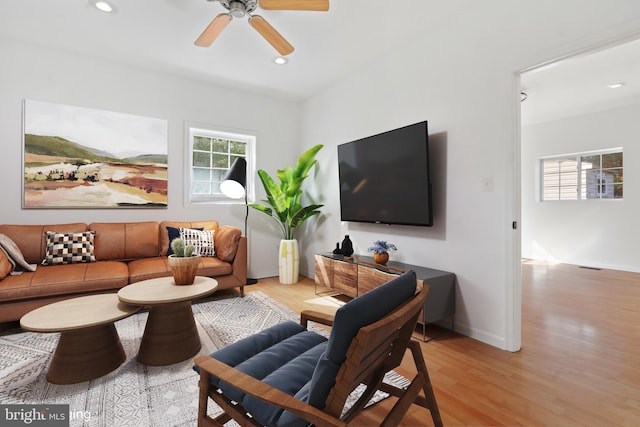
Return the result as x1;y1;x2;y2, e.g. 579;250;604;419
186;124;255;204
540;149;623;201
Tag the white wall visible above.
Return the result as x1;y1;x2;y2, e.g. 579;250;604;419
522;104;640;272
300;1;640;350
0;37;301;279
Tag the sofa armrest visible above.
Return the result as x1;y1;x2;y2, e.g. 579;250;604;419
230;236;247;290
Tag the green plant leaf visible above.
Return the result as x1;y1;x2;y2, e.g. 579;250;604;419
290;204;323;229
249;144;324;240
247;204;273;216
256;170;287;214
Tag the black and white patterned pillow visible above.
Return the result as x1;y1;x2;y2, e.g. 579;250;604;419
179;228;215;257
42;231;96;265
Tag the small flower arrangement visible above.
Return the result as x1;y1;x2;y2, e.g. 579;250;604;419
367;240;397;254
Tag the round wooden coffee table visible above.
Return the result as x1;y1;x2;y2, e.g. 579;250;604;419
20;293;140;384
117;276;218;366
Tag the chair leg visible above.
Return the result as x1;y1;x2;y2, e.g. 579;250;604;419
380;373;425;427
408;340;443;427
198;370;216;427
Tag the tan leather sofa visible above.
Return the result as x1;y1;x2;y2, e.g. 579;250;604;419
0;220;247;323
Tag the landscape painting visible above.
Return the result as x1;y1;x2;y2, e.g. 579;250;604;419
23;100;168;208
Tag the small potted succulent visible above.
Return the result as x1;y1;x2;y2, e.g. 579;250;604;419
167;238;200;285
368;240;397;265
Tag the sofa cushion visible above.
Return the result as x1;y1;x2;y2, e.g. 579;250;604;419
214;226;242;262
42;231;96;265
166;226;202;255
90;222;159;261
0;223;88;264
0;250;11;280
159;221;218;257
0;261;129;302
180;228;215;257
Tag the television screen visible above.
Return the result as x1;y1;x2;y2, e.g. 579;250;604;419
337;121;432;226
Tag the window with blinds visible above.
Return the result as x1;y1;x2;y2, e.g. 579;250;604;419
540;150;623;201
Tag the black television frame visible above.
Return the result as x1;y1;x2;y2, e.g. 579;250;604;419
337;120;433;227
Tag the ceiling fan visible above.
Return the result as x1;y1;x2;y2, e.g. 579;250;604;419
194;0;329;56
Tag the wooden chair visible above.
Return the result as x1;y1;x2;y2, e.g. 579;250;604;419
193;271;443;427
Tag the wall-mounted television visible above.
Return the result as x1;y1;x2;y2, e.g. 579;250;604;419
337;121;433;226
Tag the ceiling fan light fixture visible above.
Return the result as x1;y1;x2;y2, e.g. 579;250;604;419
195;0;324;54
229;1;247;18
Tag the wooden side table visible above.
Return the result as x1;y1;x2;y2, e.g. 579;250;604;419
117;276;218;366
20;293;140;384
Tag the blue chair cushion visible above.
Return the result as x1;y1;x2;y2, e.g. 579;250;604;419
242;342;328;426
306;270;417;409
194;320;328;426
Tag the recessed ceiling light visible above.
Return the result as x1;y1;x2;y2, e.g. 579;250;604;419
90;0;117;14
273;56;288;65
606;82;626;89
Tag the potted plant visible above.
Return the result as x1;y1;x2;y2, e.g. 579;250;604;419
368;240;397;265
249;144;324;284
167;238;200;285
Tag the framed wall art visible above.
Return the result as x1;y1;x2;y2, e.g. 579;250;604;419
23;100;168;208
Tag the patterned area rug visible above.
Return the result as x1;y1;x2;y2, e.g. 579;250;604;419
0;291;407;426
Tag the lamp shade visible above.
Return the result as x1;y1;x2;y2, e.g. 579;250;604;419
220;158;247;199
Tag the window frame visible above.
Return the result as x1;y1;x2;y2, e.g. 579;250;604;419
184;122;256;205
539;148;623;202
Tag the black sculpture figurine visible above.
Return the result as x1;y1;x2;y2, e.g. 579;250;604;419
340;235;354;256
332;243;342;255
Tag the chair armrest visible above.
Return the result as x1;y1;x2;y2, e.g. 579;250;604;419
300;310;335;328
194;355;346;427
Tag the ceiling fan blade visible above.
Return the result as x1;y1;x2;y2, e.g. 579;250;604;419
259;0;329;11
249;15;295;56
194;13;233;47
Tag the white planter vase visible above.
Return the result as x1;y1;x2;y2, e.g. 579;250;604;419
279;239;299;284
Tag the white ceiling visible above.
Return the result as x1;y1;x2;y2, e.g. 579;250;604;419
1;0;639;123
521;37;640;126
0;0;467;101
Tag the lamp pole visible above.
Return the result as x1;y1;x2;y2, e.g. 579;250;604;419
220;158;257;286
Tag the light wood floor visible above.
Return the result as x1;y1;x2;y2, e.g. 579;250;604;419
245;262;640;426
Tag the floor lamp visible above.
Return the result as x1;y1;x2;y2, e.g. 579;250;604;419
220;158;258;285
